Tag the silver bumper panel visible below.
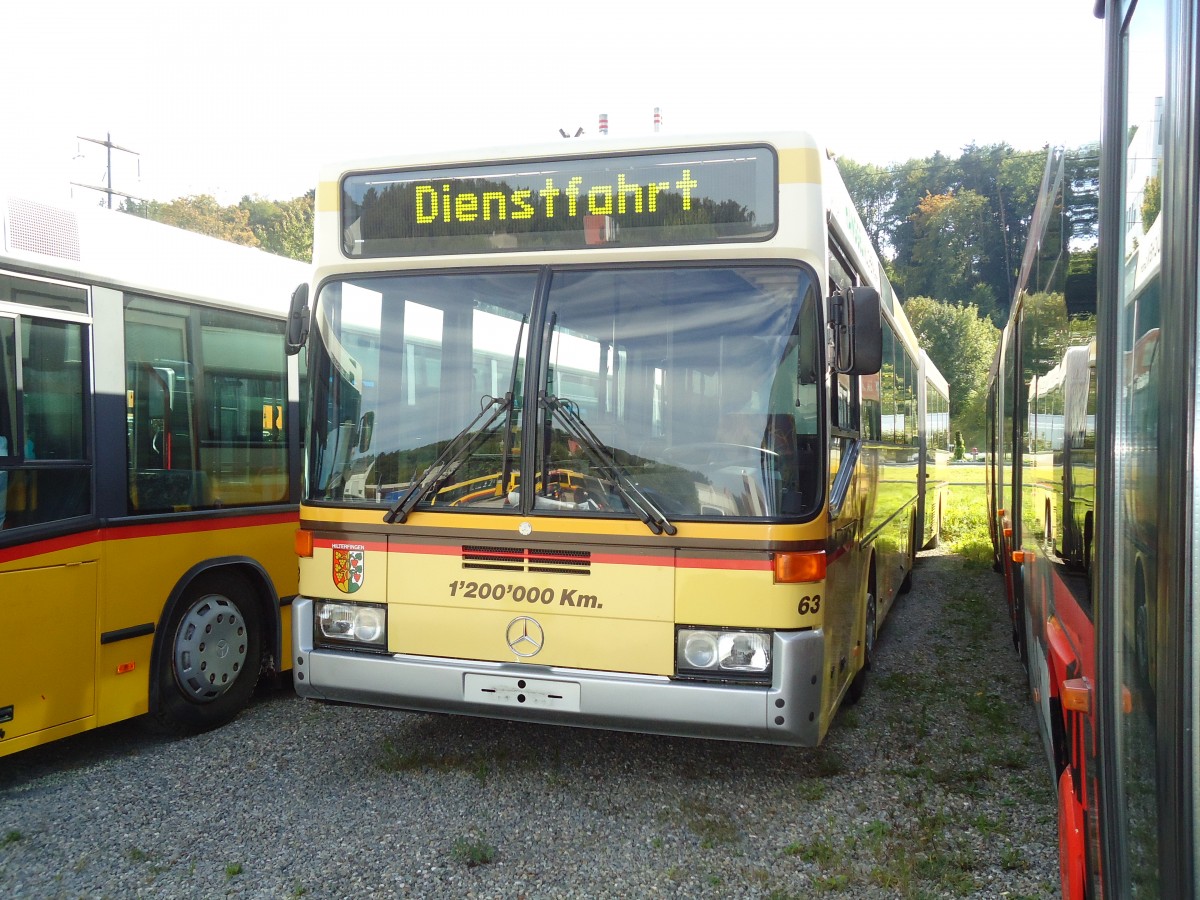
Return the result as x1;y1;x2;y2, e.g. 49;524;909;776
292;596;826;746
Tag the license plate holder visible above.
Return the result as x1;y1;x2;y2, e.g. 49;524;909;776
464;673;581;711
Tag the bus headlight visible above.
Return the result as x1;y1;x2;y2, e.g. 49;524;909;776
675;628;771;682
315;601;387;652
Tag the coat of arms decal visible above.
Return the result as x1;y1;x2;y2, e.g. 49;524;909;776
332;543;366;594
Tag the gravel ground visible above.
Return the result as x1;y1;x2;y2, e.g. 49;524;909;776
0;547;1058;899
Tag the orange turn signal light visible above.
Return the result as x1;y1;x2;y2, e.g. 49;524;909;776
295;529;314;559
1012;550;1026;564
774;551;826;584
1062;677;1091;714
116;662;136;675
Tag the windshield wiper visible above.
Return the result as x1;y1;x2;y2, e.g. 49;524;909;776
540;393;677;536
384;393;512;524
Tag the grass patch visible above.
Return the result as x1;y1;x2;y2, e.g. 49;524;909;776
965;690;1016;733
941;484;994;568
450;835;497;867
811;748;845;777
225;862;243;879
378;740;504;783
783;836;839;867
1001;846;1028;871
1;830;20;847
793;780;827;802
669;798;740;848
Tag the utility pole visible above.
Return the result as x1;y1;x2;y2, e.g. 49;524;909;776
72;133;145;207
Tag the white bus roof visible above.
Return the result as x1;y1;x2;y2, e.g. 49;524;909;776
1;193;308;318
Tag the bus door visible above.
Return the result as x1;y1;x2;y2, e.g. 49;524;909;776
825;368;867;710
126;303;206;512
0;293;98;749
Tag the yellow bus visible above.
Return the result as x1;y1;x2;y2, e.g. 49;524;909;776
0;193;306;757
289;132;947;745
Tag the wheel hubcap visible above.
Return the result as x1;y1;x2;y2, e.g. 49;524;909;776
173;594;248;702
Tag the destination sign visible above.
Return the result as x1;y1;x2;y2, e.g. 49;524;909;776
341;146;776;257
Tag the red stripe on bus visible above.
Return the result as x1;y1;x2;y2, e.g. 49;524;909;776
674;557;772;571
0;529;102;563
381;543;764;571
0;511;298;565
108;511;298;541
386;542;461;556
589;552;675;567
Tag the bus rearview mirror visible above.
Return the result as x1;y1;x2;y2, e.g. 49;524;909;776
285;283;310;355
834;286;882;376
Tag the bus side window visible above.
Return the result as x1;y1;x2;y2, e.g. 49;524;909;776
0;315;12;529
833;372;856;432
1;314;91;528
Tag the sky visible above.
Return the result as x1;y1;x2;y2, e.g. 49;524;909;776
4;0;1105;207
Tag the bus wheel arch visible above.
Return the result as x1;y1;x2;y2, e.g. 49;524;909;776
149;561;272;734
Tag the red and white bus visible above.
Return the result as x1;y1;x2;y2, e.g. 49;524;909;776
988;0;1198;893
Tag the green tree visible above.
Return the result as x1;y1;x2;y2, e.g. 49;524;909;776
836;158;896;259
239;192;314;262
842;143;1047;325
1141;174;1161;232
123;192;314;261
903;189;994;312
902;296;999;445
124;194;259;246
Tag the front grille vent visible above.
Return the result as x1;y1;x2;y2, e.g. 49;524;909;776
462;545;591;576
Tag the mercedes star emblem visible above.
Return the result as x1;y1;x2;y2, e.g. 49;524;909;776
506;616;544;658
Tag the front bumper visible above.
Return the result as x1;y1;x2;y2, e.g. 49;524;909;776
292;596;827;746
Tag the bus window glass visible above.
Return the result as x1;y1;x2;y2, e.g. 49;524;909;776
879;325;897;442
0;272;89;315
199;308;290;504
537;266;821;520
0;310;91;529
308;272;537;504
0;315;13;527
1112;0;1165;891
125;295;289;512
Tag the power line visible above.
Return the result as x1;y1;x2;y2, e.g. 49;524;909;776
71;133;147;207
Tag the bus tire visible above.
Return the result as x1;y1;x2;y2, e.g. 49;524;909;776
151;572;263;734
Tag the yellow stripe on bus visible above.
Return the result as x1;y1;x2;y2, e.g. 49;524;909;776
317;181;340;213
777;148;823;185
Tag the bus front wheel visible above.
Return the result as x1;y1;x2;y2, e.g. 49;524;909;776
152;573;263;734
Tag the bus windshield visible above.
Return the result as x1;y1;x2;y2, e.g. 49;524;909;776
308;265;823;520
